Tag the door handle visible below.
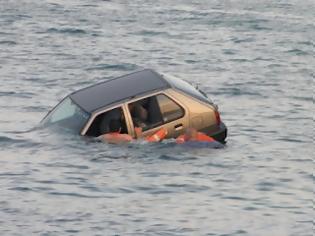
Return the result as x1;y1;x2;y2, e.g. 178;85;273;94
174;124;183;131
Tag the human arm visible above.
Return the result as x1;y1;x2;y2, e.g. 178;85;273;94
134;127;143;139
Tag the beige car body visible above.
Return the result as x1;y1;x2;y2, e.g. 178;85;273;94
81;88;218;140
42;69;227;142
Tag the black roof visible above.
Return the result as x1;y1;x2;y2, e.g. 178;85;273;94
70;69;170;113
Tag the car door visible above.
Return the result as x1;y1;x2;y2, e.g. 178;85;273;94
153;93;188;138
82;105;130;137
127;92;188;139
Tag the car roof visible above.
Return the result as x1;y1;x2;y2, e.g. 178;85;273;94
70;69;171;113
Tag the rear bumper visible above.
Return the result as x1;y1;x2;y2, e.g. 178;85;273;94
212;122;227;144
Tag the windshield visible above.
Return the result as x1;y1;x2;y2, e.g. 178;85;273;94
162;74;213;105
42;97;90;133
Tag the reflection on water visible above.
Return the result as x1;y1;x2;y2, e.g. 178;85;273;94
0;0;313;235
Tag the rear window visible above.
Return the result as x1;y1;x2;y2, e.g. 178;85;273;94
162;74;213;105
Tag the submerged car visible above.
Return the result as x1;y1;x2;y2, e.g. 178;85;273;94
41;69;227;143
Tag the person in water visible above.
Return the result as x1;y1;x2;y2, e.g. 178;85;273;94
99;119;133;144
100;119;168;144
176;127;217;144
129;102;148;129
134;126;168;142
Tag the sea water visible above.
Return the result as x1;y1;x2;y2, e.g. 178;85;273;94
0;1;313;235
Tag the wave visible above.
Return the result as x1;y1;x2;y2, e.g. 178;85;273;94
45;27;87;35
0;40;17;45
85;63;139;71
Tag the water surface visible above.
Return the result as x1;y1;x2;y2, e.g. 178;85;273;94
0;1;314;235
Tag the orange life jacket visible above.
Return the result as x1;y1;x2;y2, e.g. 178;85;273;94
102;132;133;143
196;133;215;142
146;128;168;142
176;132;215;144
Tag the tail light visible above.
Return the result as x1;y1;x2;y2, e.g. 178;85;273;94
214;110;221;125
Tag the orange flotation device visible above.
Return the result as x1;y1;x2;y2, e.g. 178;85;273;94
146;128;168;142
102;132;133;143
176;132;215;144
196;133;215;142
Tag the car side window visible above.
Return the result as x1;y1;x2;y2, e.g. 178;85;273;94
85;107;127;137
156;94;184;123
128;96;163;131
128;94;184;131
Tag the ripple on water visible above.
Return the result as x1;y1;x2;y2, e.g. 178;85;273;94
0;40;17;45
45;27;87;35
0;1;313;235
48;191;103;199
158;154;182;161
285;48;309;56
85;63;139;71
0;136;41;150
